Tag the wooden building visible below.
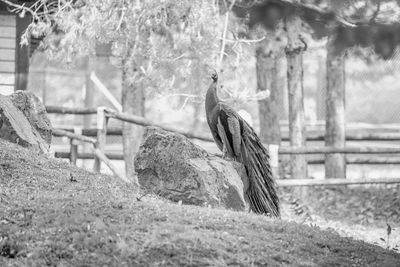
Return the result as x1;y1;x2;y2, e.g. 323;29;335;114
0;1;33;95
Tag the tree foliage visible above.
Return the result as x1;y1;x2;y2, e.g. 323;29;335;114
2;0;273;106
4;1;220;97
5;0;400;104
231;0;400;59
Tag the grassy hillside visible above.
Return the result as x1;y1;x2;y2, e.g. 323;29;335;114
0;139;399;266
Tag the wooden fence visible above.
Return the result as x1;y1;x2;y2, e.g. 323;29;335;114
46;105;400;187
52;128;130;184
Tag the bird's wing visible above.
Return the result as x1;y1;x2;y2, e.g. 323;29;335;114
217;103;242;159
217;116;235;156
207;106;224;151
227;116;241;157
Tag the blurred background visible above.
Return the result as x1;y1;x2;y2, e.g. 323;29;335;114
1;0;400;180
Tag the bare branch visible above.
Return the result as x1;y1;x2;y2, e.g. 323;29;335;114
161;93;204;100
369;0;381;23
179;97;190;111
218;0;237;70
0;0;39;20
116;1;126;31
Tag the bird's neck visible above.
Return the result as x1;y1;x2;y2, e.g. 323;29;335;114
205;82;219;113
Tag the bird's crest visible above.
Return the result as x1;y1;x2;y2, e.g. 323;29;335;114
211;70;218;82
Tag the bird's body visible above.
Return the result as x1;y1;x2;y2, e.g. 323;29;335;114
205;72;280;217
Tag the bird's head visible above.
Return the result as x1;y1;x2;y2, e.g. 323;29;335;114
205;68;220;104
207;68;218;83
211;71;218;82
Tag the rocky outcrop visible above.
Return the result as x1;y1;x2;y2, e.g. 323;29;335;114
134;127;249;211
0;91;52;153
10;91;52;144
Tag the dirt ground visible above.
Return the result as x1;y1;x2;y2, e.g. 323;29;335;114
0;139;399;266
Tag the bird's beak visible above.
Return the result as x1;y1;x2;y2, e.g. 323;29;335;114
206;66;217;79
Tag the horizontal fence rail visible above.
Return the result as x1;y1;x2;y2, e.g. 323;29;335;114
47;106;97;115
53;127;123;137
48;106;400;155
47;106;400;141
277;177;400;187
47;105;400;186
308;157;400;164
52;128;130;184
53;151;400;165
47;106;213;142
53;128;97;144
55;152;124;160
53;126;400;142
279;146;400;154
104;109;213;142
281;131;400;141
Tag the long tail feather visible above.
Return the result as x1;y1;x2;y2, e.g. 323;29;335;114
240;123;280;217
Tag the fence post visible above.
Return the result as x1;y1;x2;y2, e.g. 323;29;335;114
93;107;108;172
83;68;94;155
69;127;82;166
69;139;78;166
269;144;280;178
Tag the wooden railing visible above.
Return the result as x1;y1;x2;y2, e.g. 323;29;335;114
52;128;130;184
47;106;400;187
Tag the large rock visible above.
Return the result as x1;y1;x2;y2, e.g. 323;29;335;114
134;127;248;211
10;91;52;144
0;91;51;153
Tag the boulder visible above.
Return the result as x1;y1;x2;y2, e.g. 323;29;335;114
10;91;52;144
134;127;249;211
0;92;51;153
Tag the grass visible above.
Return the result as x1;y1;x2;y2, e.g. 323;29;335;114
0;139;399;266
284;184;400;251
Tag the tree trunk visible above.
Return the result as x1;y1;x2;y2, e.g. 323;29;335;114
285;15;307;180
121;65;145;184
325;37;346;178
15;15;30;91
256;48;281;145
190;64;203;133
276;56;288;120
316;57;326;120
256;47;281;178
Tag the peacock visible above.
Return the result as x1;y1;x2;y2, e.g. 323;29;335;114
205;71;280;217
